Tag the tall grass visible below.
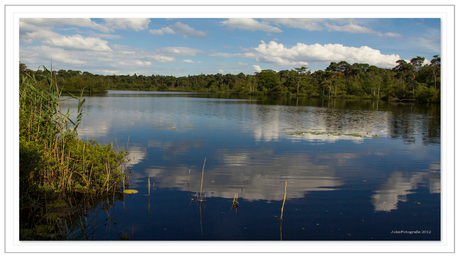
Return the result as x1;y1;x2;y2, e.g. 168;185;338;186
19;64;130;240
19;64;129;195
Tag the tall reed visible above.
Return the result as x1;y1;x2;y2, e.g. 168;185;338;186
200;158;206;200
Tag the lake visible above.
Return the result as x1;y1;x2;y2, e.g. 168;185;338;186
61;90;440;241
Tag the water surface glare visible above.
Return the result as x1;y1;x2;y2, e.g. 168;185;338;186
61;91;440;240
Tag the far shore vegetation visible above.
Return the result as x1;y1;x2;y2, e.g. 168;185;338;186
20;55;440;103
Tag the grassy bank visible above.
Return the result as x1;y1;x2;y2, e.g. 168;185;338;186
19;65;129;240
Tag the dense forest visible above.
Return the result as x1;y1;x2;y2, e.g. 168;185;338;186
19;55;441;103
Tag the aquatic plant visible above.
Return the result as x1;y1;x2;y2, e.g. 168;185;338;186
284;130;381;139
123;189;138;194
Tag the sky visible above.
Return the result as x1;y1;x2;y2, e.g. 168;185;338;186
19;18;441;77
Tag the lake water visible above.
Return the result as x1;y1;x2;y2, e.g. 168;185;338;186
61;90;440;241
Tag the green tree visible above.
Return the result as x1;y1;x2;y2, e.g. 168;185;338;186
294;66;308;96
430;55;441;90
256;69;279;93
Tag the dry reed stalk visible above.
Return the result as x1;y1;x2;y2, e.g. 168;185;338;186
107;164;110;193
67;172;73;191
200;158;206;200
61;135;66;164
82;143;85;172
65;149;71;191
100;163;110;194
232;193;239;210
89;163;93;182
35;97;43;141
280;181;287;221
187;169;190;185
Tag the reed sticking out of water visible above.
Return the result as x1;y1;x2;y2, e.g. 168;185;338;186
187;169;190;186
200;158;206;200
148;177;151;211
280;218;283;241
280;181;287;221
232;193;239;211
148;178;151;195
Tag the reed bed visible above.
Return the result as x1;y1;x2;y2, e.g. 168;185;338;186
19;64;129;196
19;64;130;240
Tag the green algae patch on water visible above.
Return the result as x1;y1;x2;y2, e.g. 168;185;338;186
124;189;138;194
343;133;368;138
284;129;382;139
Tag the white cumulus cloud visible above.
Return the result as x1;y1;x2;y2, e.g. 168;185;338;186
23;29;112;52
246;41;400;68
148;55;176;63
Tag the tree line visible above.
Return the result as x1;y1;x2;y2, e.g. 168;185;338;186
20;55;441;103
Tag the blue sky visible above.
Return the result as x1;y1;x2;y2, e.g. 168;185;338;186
19;18;440;76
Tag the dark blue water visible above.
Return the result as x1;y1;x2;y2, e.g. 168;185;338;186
62;91;440;240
